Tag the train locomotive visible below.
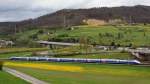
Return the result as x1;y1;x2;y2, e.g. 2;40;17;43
10;57;141;65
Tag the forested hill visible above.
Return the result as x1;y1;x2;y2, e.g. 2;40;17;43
1;5;150;34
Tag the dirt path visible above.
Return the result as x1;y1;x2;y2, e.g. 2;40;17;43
3;67;49;84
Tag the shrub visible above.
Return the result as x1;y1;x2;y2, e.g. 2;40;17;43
27;40;42;48
110;42;115;46
31;51;38;56
29;34;38;40
38;30;44;34
38;34;50;41
58;34;69;37
16;37;30;46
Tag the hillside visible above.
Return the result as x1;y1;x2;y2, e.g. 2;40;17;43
6;25;150;47
0;5;150;34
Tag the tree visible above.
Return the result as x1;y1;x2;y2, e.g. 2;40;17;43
0;61;3;71
79;36;91;54
38;29;44;34
116;44;121;47
27;40;41;48
16;37;30;46
117;33;124;39
144;32;146;37
111;42;115;46
128;43;133;47
98;33;104;45
29;34;38;40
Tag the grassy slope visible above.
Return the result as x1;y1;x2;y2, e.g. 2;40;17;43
16;25;150;46
1;25;150;47
55;25;150;46
0;71;29;84
7;62;150;84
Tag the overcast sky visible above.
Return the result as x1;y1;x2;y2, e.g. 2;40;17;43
0;0;150;22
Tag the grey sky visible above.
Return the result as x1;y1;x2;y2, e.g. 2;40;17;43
0;0;150;22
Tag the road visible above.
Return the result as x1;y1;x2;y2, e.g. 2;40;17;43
3;67;49;84
37;41;79;46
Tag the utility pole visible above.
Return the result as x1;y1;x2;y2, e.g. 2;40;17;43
14;24;17;34
129;16;132;25
63;9;71;28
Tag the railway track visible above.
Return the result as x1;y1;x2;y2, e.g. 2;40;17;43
1;58;150;66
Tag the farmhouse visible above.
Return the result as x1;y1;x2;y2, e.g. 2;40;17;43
108;19;123;25
83;18;125;26
83;19;107;26
0;40;14;48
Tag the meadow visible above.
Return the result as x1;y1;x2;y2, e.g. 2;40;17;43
39;25;150;46
6;25;150;47
55;25;150;46
56;52;132;60
0;70;29;84
0;48;49;58
0;46;132;60
5;61;150;84
0;48;48;54
0;52;32;58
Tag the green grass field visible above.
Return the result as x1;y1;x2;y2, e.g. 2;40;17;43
56;52;132;60
0;52;32;58
0;48;49;58
0;51;132;60
0;47;132;60
0;71;29;84
0;48;48;54
6;62;150;84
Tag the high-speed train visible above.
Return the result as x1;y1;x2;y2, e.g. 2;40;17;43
10;57;141;64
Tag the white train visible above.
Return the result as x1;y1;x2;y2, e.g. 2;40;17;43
10;57;141;65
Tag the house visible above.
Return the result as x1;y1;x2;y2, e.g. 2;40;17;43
108;19;123;25
0;40;14;48
83;19;107;26
95;46;108;51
